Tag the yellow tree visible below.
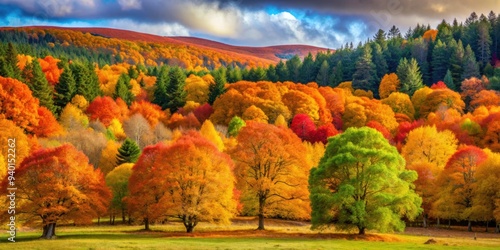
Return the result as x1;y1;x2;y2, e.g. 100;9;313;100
474;151;500;232
242;105;269;123
106;163;134;224
411;87;433;119
282;90;320;122
0;118;30;166
231;122;311;229
381;92;415;121
98;140;121;176
185;74;210;103
402;126;458;169
379;73;400;99
199;119;225;151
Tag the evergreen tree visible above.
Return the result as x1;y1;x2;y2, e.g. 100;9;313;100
266;64;279;82
116;138;141;165
54;66;77;113
330;61;343;87
449;39;465;85
462;45;480;79
373;29;387;49
227;65;242;83
73;63;101;102
208;67;227;105
165;67;187;112
431;40;450;83
388;25;401;39
286;55;301;82
152;66;170;109
0;42;22;80
452;18;464;41
315;60;330;86
299;52;315;83
396;58;424;96
22;59;56;113
276;60;288;82
411;38;431;84
352;45;377;96
128;66;139;79
477;19;492;67
385;38;403;73
371;42;388;82
113;73;134;105
443;69;456;90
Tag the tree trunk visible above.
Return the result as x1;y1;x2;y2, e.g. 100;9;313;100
437;218;440;227
144;218;150;231
423;213;428;228
468;220;472;232
186;224;194;233
257;195;266;230
496;223;499;233
486;221;489;232
122;208;126;224
112;214;115;225
358;227;366;235
41;223;56;239
448;219;451;229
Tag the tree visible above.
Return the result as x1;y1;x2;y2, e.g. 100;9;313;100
208;67;227;105
299;53;315;83
113;73;134;106
33;107;64;137
477;19;492;66
397;58;424;96
434;146;488;231
449;40;465;86
22;59;56;114
165;67;187;112
0;43;22;80
116;138;141;165
0;118;30;166
152;66;169;109
443;69;455;90
86;96;127;127
381;92;415;120
290;114;316;142
352;45;377;96
0;144;110;239
54;66;77;113
378;73;400;99
402;126;458;169
462;45;480;80
199;119;224;151
315;60;330;86
0;76;40;132
231;122;310;230
73;62;101;102
227;116;246;137
286;55;302;82
127;132;237;232
309;127;421;234
431;40;449;83
474;152;500;232
106;163;133;224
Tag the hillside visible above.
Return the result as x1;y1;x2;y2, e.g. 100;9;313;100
0;26;329;69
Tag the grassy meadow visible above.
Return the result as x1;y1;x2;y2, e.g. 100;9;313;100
1;218;499;250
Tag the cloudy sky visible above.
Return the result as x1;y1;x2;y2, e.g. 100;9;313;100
0;0;499;48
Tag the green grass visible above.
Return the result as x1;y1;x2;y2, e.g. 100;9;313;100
1;223;499;250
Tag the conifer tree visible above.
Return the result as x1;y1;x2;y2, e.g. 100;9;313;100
449;40;465;85
443;69;455;90
352;45;377;96
462;45;480;80
116;138;141;165
0;43;22;80
208;67;227;105
113;73;134;105
299;52;315;83
22;59;56;114
431;40;450;83
152;66;170;109
165;67;187;113
55;66;77;113
315;60;330;86
397;58;424;96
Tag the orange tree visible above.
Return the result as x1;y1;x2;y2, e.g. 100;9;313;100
0;144;110;239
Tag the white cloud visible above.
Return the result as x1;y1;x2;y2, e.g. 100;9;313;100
118;0;141;10
108;19;190;36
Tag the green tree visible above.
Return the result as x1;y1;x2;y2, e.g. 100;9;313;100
116;138;141;165
315;60;330;86
105;163;133;224
266;64;279;82
152;66;169;109
352;45;377;96
286;55;302;82
396;58;424;96
0;42;22;80
449;40;465;86
330;61;344;87
208;67;227;105
228;116;246;137
431;40;450;83
309;127;422;235
113;73;134;105
75;62;101;102
462;45;480;80
299;52;315;83
477;18;492;67
54;66;77;113
443;69;455;90
165;67;187;112
371;42;388;82
22;59;56;113
276;60;289;82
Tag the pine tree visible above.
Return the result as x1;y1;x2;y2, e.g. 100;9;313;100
373;29;387;49
22;59;56;114
431;40;450;83
165;67;187;113
0;43;22;80
462;45;480;80
371;42;388;82
315;60;330;86
299;53;315;83
352;45;377;96
152;66;170;109
286;55;302;82
75;62;101;102
443;69;456;90
113;73;134;105
330;61;343;87
208;67;227;105
266;64;278;82
116;138;141;165
276;60;288;82
55;66;77;113
388;25;401;39
396;58;424;96
477;19;492;67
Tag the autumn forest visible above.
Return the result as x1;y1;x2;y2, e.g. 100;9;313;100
2;10;500;242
